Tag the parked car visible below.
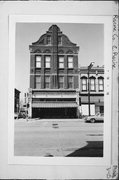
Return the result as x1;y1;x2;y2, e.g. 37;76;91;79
84;112;104;123
14;113;18;119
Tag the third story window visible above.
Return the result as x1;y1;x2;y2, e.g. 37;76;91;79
68;56;73;68
45;56;51;68
36;56;41;68
58;56;64;68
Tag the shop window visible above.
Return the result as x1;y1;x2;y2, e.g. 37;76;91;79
68;76;73;89
36;76;41;89
45;56;51;68
58;56;64;68
36;56;41;68
68;56;73;68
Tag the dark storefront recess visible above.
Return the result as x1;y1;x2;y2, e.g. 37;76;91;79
32;107;77;119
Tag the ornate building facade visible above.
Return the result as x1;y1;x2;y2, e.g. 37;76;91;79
29;25;80;118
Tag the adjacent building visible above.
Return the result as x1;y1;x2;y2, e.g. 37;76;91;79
29;25;80;118
79;66;104;115
14;88;21;113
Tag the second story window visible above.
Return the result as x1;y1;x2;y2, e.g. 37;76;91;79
36;56;41;68
67;76;73;89
58;76;64;89
58;56;64;68
45;56;51;68
68;56;73;68
98;77;104;91
47;35;51;44
45;76;50;89
90;77;96;91
81;77;87;91
35;76;41;89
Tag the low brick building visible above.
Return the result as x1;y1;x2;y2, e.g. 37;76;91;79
29;25;80;118
79;66;104;115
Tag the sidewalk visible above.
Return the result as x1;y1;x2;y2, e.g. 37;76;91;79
21;118;85;122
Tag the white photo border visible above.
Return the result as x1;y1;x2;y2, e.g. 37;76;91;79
8;15;112;166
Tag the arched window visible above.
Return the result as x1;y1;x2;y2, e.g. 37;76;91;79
81;77;87;91
98;77;104;91
90;77;96;91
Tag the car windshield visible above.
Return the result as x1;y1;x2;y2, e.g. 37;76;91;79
96;112;100;116
95;113;104;116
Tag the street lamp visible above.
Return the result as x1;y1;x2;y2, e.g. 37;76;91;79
88;62;95;116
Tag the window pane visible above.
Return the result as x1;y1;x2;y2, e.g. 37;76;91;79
58;76;64;88
82;85;87;91
82;78;87;91
59;56;64;68
98;78;104;91
45;76;50;88
45;56;51;68
36;56;41;68
45;76;50;82
68;76;73;89
68;57;73;68
82;79;86;84
99;85;103;91
90;78;95;91
36;76;41;89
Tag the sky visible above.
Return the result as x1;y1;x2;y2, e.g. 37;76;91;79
15;23;104;99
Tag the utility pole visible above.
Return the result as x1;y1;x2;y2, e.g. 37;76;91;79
88;62;95;116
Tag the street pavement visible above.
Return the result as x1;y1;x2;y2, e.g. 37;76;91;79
14;118;103;157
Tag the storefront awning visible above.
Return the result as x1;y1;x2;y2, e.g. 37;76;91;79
32;102;78;108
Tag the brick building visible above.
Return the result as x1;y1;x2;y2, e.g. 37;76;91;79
79;66;104;115
29;25;80;118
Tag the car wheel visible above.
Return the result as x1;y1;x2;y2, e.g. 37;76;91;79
90;118;95;123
